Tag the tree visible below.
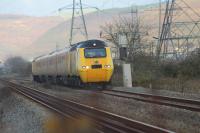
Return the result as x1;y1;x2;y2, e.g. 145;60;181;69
4;56;32;76
101;15;151;61
101;15;156;86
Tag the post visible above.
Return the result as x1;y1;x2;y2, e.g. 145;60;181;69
118;33;133;88
55;44;59;89
122;64;132;87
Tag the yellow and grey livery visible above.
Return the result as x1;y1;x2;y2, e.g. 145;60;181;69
32;39;114;87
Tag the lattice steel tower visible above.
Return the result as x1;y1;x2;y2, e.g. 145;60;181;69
69;0;88;45
59;0;89;45
157;0;200;60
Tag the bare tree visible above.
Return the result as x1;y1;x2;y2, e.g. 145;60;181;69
4;56;32;76
101;16;151;61
101;16;156;87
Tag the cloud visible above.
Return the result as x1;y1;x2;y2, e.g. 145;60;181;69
0;0;159;16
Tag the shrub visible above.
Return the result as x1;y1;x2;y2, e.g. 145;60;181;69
4;56;32;76
178;54;200;78
160;61;179;78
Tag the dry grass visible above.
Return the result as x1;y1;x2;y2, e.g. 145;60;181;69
152;78;200;94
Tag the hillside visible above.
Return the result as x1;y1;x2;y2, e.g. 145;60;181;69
0;14;64;61
32;3;161;52
1;0;200;61
34;0;200;55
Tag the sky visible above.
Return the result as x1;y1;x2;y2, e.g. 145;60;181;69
0;0;159;16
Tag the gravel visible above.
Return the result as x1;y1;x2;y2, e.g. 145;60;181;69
0;83;53;133
112;86;200;100
17;81;200;133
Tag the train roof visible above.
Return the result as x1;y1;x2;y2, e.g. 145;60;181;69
33;48;69;62
70;39;107;51
33;39;107;62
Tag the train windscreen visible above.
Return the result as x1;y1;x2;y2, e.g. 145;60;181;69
84;48;106;58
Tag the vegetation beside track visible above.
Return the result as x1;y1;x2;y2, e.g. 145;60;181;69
112;52;200;93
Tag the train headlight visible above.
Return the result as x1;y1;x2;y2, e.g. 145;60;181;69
82;66;89;69
104;65;111;68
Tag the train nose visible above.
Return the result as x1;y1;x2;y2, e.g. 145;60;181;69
79;66;113;83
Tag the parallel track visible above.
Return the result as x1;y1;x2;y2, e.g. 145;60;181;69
7;78;200;112
1;79;174;133
102;89;200;112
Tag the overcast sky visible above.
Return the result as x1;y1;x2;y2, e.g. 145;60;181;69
0;0;160;16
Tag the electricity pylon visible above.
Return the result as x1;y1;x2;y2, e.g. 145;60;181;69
58;0;99;45
157;0;200;60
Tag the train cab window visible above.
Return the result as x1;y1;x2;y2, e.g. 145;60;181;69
84;48;106;58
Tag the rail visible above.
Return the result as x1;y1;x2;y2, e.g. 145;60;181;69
1;79;174;133
103;89;200;112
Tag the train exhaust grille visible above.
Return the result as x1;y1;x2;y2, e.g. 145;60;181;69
91;64;102;69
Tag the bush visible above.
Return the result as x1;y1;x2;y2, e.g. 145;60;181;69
4;56;32;76
154;54;200;79
178;54;200;78
160;61;178;78
130;53;159;85
113;52;200;87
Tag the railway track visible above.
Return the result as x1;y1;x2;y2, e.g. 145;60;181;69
6;78;200;112
1;79;174;133
102;89;200;112
8;78;200;112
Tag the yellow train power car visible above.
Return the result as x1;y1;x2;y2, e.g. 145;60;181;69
32;39;114;87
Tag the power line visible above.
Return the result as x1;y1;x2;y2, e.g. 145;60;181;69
58;0;99;45
157;0;200;60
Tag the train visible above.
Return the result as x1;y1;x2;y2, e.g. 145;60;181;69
32;39;114;88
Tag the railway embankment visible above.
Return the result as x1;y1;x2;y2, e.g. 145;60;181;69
0;82;53;133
